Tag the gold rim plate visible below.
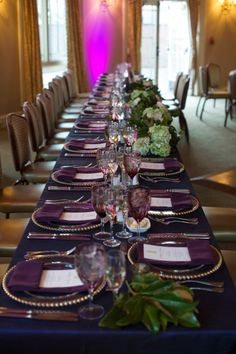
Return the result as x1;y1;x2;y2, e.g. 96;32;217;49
127;241;222;280
2;255;105;308
148;195;199;216
139;160;184;176
51;169;107;187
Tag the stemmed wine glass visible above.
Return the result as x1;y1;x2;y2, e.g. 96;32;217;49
106;249;126;303
96;149;110;182
127;186;151;244
116;191;132;239
124;151;142;185
91;185;110;241
107;122;120;150
103;186;122;248
74;243;106;320
122;126;137;150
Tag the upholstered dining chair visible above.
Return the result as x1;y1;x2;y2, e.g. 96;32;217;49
0;152;43;218
198;65;230;121
162;72;183;104
224;69;236;127
54;76;82;115
23;101;63;161
168;74;190;142
6;113;54;184
63;69;90;104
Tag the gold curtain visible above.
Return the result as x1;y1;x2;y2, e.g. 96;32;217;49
127;0;142;73
66;0;88;93
187;0;200;95
23;0;43;102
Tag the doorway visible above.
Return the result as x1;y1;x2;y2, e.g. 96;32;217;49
141;0;190;96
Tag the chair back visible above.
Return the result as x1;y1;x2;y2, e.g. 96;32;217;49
6;114;32;173
199;66;209;96
207;63;221;89
228;70;236;100
23;101;46;153
63;70;77;99
175;74;190;110
55;75;70;106
173;72;183;98
36;90;55;140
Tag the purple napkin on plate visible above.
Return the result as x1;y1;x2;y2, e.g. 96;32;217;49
36;202;99;224
137;240;214;266
8;260;87;293
67;139;106;150
141;158;181;173
56;166;104;183
151;192;193;211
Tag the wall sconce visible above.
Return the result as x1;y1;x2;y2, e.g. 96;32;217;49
218;0;236;15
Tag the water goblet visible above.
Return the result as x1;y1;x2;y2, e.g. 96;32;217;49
103;186;122;248
74;242;106;320
124;151;141;185
91;185;110;241
116;192;132;239
107;123;120;149
122;126;137;150
96;149;110;182
127;186;151;244
106;249;126;303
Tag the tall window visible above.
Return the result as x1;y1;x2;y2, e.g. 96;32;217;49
37;0;67;86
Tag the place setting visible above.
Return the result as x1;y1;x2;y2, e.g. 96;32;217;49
63;137;107;156
74;120;108;133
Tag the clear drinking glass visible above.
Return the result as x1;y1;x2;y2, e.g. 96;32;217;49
122;126;137;150
91;185;110;241
124;151;141;185
127;186;151;244
74;243;106;320
106;249;126;303
116;193;132;239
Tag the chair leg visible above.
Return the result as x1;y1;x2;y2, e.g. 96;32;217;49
195;96;203;117
224;104;232;127
199;98;207;120
179;112;189;143
213;99;216;108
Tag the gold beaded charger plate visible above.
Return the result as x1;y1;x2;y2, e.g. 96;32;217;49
31;201;107;232
127;241;222;280
148;194;199;217
2;255;105;308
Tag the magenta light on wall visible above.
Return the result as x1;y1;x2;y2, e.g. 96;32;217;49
83;0;115;88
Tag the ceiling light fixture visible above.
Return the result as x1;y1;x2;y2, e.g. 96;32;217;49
218;0;236;15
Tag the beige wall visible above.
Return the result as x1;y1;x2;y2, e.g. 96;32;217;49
199;0;236;86
0;0;21;117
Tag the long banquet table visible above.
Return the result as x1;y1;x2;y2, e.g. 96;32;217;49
0;102;236;354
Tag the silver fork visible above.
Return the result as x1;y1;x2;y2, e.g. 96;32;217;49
149;216;199;225
140;175;180;183
44;195;85;204
179;280;224;287
24;246;76;260
189;286;224;293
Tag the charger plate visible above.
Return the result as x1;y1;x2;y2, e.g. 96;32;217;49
148;194;199;217
127;241;222;280
51;168;107;187
139;161;184;176
2;255;105;308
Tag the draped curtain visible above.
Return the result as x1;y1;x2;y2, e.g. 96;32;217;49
22;0;43;102
127;0;142;73
66;0;88;93
187;0;200;95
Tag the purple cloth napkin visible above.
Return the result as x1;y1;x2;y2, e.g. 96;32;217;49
137;240;214;266
75;121;107;131
67;139;106;150
8;260;87;293
141;158;181;173
36;202;99;224
56;167;104;182
151;192;192;211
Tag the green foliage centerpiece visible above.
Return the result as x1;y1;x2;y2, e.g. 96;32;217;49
99;272;200;335
126;79;181;157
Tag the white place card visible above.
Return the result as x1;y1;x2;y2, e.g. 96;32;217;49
60;211;97;222
143;244;191;262
140;162;165;170
75;172;104;180
84;143;106;149
151;197;172;208
39;269;83;289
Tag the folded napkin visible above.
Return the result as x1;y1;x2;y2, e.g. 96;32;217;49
76;120;107;129
83;106;95;113
36;202;99;225
66;139;106;150
151;192;192;211
137;240;214;266
140;158;181;173
8;260;87;293
56;167;104;183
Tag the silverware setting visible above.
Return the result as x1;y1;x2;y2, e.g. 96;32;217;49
24;246;76;260
48;186;92;191
189;286;224;293
179;280;224;288
64;153;96;157
148;215;199;225
27;232;92;241
140;175;180;183
44;195;85;204
151;189;191;194
0;307;79;321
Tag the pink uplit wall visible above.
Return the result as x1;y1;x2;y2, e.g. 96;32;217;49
82;0;124;89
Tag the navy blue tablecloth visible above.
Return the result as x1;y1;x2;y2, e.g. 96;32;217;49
0;122;235;354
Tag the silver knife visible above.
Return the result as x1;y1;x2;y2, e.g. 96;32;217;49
48;186;92;191
28;232;92;240
64;153;96;157
0;307;79;321
148;232;210;240
151;189;191;194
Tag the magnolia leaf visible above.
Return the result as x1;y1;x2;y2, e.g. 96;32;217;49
123;295;144;323
143;303;161;335
177;312;200;328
